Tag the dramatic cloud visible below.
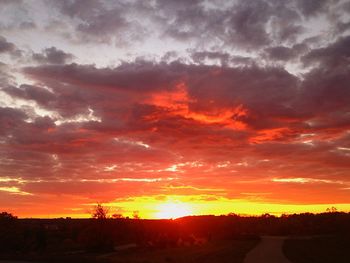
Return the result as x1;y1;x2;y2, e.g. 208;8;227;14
0;0;349;218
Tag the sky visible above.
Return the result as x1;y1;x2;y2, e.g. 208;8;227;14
0;0;349;219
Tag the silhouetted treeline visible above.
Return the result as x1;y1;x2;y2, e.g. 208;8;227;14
177;212;350;238
0;211;349;257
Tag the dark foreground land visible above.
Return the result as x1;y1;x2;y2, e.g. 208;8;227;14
0;239;258;263
102;239;258;263
283;235;350;263
0;212;349;263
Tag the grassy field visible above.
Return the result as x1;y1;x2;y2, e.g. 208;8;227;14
99;239;260;263
283;235;350;263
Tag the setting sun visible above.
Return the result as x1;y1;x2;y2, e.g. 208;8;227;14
155;201;193;219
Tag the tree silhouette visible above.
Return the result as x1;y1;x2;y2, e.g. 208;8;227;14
132;210;140;219
91;203;109;219
0;211;17;220
326;206;338;213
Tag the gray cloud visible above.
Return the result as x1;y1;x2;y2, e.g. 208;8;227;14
51;0;138;44
32;47;74;64
3;84;56;105
302;35;350;68
0;36;17;54
296;0;332;17
264;43;308;61
2;0;347;52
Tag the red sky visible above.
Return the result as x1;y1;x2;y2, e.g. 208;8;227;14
0;0;349;218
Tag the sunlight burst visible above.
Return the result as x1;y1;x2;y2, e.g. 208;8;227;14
154;201;193;219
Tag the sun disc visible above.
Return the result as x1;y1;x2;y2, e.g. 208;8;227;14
155;202;193;219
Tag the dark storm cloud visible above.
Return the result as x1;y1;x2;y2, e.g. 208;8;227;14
159;1;223;42
335;21;350;34
155;0;275;48
296;36;350;126
264;46;296;61
44;0;310;48
23;61;185;93
152;0;317;49
154;0;342;51
296;0;332;17
1;0;347;51
56;0;104;19
32;47;74;64
51;0;138;44
0;36;17;54
0;107;27;135
3;84;56;107
226;1;273;48
190;51;254;66
302;35;350;68
185;65;300;122
190;51;228;65
298;66;350;124
75;8;127;37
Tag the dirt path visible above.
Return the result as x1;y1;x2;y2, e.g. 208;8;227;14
243;236;291;263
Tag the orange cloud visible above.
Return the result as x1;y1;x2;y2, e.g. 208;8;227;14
250;127;293;143
147;82;248;130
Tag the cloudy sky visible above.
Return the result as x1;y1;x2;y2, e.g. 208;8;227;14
0;0;349;218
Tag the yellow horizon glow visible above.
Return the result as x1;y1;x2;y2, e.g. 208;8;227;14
112;196;350;219
11;195;350;219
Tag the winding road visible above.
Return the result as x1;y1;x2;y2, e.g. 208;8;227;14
244;236;291;263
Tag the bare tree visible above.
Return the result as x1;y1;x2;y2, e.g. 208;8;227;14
91;203;109;219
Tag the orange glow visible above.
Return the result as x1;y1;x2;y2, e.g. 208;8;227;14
4;192;350;219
